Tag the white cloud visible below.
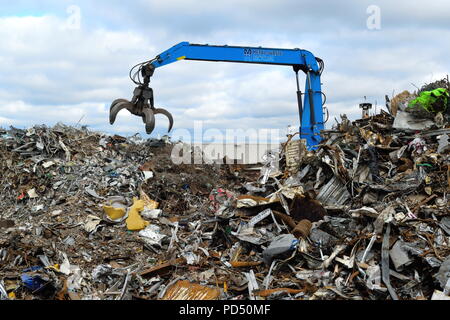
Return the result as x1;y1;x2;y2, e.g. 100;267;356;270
0;1;449;141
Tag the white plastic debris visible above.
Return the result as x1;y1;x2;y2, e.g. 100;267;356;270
92;264;113;281
142;171;154;181
36;141;45;150
99;137;108;148
60;253;78;276
141;208;162;220
27;188;39;199
42;161;55;168
408;137;427;154
139;225;166;246
84;215;102;233
349;207;378;218
51;210;62;217
182;252;200;265
67;266;83;291
32;204;44;212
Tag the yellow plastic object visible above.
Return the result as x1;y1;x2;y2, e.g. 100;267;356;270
103;205;126;220
126;197;150;231
8;292;16;299
46;264;60;272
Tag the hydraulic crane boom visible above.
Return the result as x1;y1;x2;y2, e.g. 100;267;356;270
110;42;326;148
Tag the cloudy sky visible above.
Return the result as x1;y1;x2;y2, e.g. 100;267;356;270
0;0;449;142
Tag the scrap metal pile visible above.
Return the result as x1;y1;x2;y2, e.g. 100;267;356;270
1;82;450;301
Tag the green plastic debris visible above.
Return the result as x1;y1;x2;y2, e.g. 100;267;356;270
408;88;449;113
416;163;433;168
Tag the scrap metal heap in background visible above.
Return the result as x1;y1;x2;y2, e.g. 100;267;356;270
0;79;450;300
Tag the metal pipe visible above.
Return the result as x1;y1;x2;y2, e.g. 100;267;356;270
307;72;316;125
295;71;303;128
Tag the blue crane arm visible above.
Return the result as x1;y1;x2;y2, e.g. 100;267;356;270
149;42;325;149
151;41;320;70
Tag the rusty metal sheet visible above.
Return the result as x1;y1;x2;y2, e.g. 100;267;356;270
162;280;220;300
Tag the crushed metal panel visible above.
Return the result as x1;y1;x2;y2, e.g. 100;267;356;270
389;240;413;271
285;139;306;174
316;176;350;205
162;280;220;300
437;133;450;154
393;110;434;130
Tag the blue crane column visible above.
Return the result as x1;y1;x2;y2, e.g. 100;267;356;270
149;42;324;149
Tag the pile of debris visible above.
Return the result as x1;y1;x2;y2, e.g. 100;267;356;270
0;123;233;300
1;82;449;301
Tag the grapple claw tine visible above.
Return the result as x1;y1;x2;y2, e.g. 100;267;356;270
154;108;174;132
110;98;130;108
109;99;134;124
142;108;156;134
